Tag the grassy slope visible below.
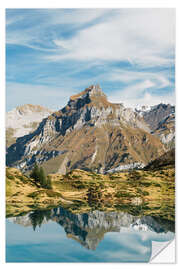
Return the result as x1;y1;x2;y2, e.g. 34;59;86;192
6;167;74;217
6;163;175;221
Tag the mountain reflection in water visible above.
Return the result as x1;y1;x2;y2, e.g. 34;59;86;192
8;206;175;252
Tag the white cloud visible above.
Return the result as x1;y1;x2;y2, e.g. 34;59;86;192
48;9;175;67
109;91;175;109
45;9;110;25
108;80;175;108
6;9;110;51
107;69;171;89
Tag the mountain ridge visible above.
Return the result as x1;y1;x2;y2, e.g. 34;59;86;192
6;85;172;174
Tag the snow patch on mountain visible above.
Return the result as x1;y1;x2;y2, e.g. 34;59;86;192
6;104;52;138
106;162;145;173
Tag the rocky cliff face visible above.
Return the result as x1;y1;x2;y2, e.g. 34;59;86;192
6;85;166;174
136;103;175;130
6;104;52;147
152;112;175;148
136;104;175;149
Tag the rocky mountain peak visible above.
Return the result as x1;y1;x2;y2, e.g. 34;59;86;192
69;84;107;106
88;84;105;97
6;85;166;174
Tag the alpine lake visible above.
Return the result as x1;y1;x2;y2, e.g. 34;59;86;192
6;167;175;263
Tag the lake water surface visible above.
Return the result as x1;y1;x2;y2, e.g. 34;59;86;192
6;206;175;262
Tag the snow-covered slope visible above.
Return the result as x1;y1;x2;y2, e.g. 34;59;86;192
6;104;52;147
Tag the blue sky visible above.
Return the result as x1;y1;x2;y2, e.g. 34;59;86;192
6;8;175;111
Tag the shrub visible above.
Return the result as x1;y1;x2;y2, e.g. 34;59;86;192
141;191;149;196
46;176;52;189
28;192;38;198
129;170;141;180
7;175;14;180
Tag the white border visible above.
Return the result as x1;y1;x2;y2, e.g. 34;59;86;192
0;0;178;8
0;0;179;269
0;6;6;267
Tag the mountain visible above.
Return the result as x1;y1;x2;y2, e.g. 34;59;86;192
152;112;175;149
6;85;166;174
144;148;175;170
6;104;52;147
136;104;175;149
136;103;175;131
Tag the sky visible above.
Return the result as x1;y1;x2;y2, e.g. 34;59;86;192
6;8;175;111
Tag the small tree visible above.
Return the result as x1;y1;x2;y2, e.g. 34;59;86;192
39;167;47;188
30;163;52;189
46;175;52;189
30;163;40;184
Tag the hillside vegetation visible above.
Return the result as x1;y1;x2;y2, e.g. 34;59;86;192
6;158;175;221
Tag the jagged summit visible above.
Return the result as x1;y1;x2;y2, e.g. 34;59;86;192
67;84;108;110
70;84;106;101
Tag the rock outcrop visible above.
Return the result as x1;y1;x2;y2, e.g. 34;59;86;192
136;104;175;149
106;162;145;173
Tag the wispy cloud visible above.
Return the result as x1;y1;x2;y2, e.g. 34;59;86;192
108;82;175;108
6;9;111;51
108;69;171;87
47;9;175;66
6;9;175;111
